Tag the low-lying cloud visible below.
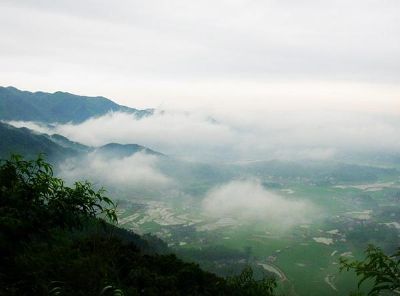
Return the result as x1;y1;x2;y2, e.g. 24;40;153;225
8;107;400;162
202;179;317;228
58;152;172;195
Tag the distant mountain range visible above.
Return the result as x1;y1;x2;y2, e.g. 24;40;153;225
96;143;163;158
0;122;162;161
0;86;153;123
0;122;77;161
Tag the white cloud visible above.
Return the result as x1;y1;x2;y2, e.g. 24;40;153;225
7;120;53;134
58;151;172;192
7;107;400;162
202;179;317;228
0;0;399;110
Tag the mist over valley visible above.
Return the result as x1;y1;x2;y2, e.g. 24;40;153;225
1;2;400;294
1;86;399;295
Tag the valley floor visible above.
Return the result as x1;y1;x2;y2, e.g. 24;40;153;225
117;178;400;296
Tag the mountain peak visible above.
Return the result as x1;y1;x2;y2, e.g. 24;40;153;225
96;143;163;158
0;86;152;123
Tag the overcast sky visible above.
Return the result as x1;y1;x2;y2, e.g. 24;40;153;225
1;0;399;113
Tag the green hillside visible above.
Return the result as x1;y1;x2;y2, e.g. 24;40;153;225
0;122;78;161
0;155;276;295
0;122;162;162
0;86;152;123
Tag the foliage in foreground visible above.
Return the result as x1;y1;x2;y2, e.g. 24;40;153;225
340;244;400;296
227;267;277;296
0;155;276;295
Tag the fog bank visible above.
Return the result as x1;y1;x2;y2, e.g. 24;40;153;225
202;179;317;228
58;152;172;192
8;107;400;162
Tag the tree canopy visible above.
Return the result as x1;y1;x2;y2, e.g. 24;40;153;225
340;245;400;296
0;155;276;295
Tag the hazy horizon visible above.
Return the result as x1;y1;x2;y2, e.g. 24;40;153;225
1;2;400;295
1;0;399;114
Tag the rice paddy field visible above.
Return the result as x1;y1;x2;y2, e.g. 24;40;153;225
117;173;400;296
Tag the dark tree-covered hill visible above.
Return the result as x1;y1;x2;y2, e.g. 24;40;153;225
0;122;78;161
0;155;277;295
0;86;152;123
0;122;162;162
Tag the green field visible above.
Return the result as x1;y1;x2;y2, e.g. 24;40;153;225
116;174;400;296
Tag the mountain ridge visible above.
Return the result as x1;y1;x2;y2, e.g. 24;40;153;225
0;86;153;123
0;122;162;161
96;143;164;158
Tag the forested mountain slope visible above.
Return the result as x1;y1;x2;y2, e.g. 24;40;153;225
0;122;77;161
0;155;276;296
0;122;161;162
0;86;152;123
